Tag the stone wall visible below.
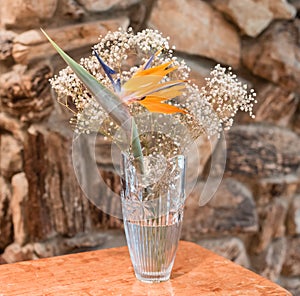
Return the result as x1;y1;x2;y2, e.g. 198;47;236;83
0;0;300;294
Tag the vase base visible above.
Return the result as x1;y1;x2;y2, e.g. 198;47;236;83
135;271;171;283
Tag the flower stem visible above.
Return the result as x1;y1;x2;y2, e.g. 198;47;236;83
131;118;144;174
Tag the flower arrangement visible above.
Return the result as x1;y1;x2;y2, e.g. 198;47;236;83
44;28;256;163
43;27;257;283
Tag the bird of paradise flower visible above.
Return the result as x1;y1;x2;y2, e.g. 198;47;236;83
93;49;186;114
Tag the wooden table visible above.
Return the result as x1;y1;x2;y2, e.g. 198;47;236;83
0;241;291;295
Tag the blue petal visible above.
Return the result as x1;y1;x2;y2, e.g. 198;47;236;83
144;54;154;70
93;49;116;75
115;78;121;93
93;49;119;91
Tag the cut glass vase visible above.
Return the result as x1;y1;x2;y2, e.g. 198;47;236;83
120;153;186;283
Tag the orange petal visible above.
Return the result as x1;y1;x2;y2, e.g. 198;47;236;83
134;62;173;77
122;75;163;92
138;98;186;114
124;78;185;99
149;84;186;99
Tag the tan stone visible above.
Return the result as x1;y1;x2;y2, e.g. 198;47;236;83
0;256;7;264
253;84;298;127
0;63;53;123
1;231;111;262
197;237;250;268
293;111;300;136
279;276;300;296
12;18;129;64
251;238;287;282
287;195;300;235
1;242;35;263
148;0;240;67
77;0;141;12
243;20;300;93
0;177;12;249
11;173;29;246
0;0;58;29
33;232;106;258
263;0;297;19
0;30;17;60
289;0;300;12
212;0;296;37
0;134;23;178
251;198;288;253
257;174;299;206
282;237;300;276
22;125;119;239
182;178;258;240
24;125;75;237
226;124;300;178
61;0;85;20
3;122;123;254
129;1;147;31
13;30;43;46
0;113;24;141
212;0;272;37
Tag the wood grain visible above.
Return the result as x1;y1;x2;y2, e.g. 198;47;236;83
0;241;291;296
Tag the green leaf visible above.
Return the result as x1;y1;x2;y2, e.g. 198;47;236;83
41;29;144;165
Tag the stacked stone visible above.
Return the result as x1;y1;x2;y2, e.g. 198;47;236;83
0;0;300;294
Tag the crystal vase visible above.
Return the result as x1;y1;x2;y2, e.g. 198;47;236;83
120;153;186;283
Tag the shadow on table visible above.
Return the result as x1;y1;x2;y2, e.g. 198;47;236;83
128;243;210;295
170;243;208;280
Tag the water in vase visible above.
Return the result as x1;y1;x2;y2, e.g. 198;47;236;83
124;219;183;283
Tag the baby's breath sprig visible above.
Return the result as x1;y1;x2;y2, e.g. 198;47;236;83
201;65;257;130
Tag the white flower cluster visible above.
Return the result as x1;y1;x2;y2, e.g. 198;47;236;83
201;65;256;130
50;28;256;156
